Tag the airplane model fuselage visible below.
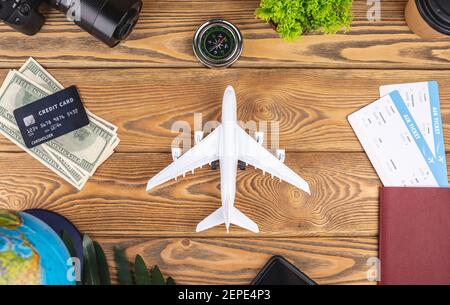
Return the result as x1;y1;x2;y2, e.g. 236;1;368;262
147;86;310;233
219;88;238;232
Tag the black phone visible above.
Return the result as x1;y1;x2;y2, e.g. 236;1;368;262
252;256;317;285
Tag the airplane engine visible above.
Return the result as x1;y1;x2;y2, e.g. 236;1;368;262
194;131;204;145
238;160;246;170
276;149;285;163
255;131;264;145
171;147;182;161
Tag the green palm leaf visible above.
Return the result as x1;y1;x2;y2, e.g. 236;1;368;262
61;230;77;258
114;247;133;285
166;276;176;285
151;265;165;285
82;262;92;285
82;234;100;285
93;241;111;285
134;255;151;285
61;230;81;284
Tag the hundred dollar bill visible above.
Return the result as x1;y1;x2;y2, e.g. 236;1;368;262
0;119;86;190
19;58;64;93
98;137;120;164
0;70;117;175
0;70;90;180
19;58;119;162
42;145;89;188
18;59;119;175
0;71;83;187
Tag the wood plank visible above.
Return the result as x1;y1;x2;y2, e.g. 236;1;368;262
95;236;378;285
0;1;449;69
0;151;388;237
0;68;449;153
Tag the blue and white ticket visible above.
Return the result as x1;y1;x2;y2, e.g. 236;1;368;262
348;90;448;187
379;81;446;169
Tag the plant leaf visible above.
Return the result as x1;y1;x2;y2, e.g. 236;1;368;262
114;247;133;285
61;230;77;258
134;255;151;285
255;0;353;40
93;241;111;285
82;261;92;285
151;265;165;285
82;234;100;285
166;276;176;285
61;230;81;285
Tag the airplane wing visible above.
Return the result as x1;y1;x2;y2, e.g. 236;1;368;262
147;125;222;191
236;126;310;194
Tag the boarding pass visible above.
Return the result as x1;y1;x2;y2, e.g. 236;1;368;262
348;91;448;187
380;81;446;168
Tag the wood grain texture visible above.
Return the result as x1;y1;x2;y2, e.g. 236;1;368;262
0;68;449;153
0;0;449;69
0;152;388;237
95;236;378;285
0;0;447;285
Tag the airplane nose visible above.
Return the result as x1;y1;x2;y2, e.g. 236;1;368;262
224;85;235;97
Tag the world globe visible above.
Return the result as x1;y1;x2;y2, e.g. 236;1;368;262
0;209;76;285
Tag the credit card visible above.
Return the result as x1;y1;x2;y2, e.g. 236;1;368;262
13;86;90;149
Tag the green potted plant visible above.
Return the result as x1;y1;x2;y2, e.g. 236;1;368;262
255;0;353;40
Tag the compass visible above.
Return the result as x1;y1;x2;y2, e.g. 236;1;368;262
193;19;243;68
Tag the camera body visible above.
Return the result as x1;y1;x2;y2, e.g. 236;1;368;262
0;0;142;47
0;0;44;36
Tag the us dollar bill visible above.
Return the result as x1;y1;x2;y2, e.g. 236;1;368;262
0;70;117;175
19;57;64;93
0;119;87;190
42;145;88;188
19;58;119;166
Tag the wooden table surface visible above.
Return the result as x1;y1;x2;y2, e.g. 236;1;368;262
1;0;449;285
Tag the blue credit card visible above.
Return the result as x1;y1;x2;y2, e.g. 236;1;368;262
13;86;89;149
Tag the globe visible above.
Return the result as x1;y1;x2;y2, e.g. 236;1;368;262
0;209;76;285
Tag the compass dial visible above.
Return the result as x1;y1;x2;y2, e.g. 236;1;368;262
193;19;243;68
202;26;236;60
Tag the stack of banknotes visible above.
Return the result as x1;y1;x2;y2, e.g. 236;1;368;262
0;58;119;190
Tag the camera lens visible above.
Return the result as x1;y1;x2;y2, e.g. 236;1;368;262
88;0;142;46
113;5;140;41
48;0;142;47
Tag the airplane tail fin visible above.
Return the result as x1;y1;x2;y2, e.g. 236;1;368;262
196;207;259;233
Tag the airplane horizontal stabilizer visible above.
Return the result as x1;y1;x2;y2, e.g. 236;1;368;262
196;207;259;233
196;207;224;232
231;207;259;233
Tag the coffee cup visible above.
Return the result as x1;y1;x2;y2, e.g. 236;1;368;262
405;0;450;38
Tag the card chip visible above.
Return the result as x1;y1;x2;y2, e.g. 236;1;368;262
23;115;36;127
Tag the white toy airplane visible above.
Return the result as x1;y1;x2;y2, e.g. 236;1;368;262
147;86;310;233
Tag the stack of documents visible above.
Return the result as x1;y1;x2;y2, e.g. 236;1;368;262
0;58;119;190
348;81;448;187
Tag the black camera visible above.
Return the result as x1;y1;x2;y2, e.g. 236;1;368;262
0;0;142;47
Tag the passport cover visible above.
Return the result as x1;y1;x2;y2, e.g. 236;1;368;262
380;187;450;285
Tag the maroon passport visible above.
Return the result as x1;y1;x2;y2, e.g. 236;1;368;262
379;187;450;285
